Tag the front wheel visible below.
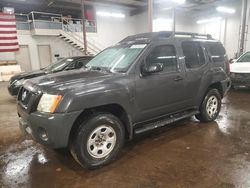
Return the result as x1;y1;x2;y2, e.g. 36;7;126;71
70;113;125;169
195;89;221;122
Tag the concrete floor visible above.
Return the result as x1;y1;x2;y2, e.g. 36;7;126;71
1;82;250;188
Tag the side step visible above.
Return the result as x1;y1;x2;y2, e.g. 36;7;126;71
134;110;199;134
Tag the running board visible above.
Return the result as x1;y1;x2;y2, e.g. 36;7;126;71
134;110;199;135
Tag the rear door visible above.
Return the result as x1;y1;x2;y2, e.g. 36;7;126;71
181;41;208;106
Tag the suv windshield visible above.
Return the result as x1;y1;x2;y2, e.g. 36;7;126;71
45;58;75;72
85;44;146;72
237;52;250;63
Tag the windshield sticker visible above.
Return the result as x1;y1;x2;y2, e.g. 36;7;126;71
66;59;74;62
130;44;147;49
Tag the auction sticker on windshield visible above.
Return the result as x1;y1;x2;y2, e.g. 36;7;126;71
130;44;147;49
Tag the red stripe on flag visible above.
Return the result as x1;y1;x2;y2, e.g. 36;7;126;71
0;12;14;16
0;36;17;40
0;30;17;34
0;42;18;46
0;18;16;22
0;25;16;28
0;48;19;52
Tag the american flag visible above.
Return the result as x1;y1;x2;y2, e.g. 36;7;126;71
0;12;19;52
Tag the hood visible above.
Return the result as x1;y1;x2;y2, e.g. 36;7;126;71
230;62;250;73
24;69;116;94
10;70;46;82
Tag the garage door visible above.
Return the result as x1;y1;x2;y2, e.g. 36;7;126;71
38;45;52;69
15;45;32;72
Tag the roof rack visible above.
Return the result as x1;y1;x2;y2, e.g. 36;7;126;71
119;31;214;44
173;32;213;40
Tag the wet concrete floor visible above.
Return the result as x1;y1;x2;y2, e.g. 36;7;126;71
1;81;250;188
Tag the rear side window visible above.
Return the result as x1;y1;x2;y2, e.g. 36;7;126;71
205;42;226;63
146;45;178;72
182;42;205;69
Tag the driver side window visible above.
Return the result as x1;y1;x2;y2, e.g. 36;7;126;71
145;45;178;72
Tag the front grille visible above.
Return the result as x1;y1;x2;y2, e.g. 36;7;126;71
18;87;41;113
234;73;250;80
18;87;32;108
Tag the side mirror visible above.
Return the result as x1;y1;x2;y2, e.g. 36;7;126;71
142;63;164;75
229;59;237;64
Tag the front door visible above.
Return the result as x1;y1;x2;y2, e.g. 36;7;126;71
134;43;187;123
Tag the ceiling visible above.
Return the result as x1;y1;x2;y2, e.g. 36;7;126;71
0;0;147;17
0;0;241;18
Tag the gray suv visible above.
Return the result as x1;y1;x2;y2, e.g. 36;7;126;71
17;32;231;169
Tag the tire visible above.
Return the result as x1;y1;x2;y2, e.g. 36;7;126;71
195;89;221;122
70;113;125;169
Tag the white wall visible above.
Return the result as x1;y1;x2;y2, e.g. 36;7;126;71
1;52;15;61
193;2;246;59
196;16;241;59
132;12;148;33
0;32;86;70
95;16;133;48
18;34;84;70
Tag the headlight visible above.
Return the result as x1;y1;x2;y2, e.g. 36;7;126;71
37;94;62;113
14;79;25;86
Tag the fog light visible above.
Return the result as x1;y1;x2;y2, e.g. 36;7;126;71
38;128;49;142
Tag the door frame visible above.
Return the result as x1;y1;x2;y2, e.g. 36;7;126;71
37;44;52;69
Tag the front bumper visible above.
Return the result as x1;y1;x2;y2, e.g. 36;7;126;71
17;104;82;148
230;73;250;87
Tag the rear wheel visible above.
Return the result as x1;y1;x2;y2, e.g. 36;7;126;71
70;113;125;169
195;89;221;122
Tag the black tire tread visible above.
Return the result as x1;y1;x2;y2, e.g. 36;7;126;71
70;112;125;169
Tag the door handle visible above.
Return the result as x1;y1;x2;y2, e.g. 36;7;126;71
174;76;183;81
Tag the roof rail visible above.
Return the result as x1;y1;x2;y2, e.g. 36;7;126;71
173;32;213;40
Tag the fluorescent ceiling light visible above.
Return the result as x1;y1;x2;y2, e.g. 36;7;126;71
216;6;235;14
171;0;185;4
197;17;222;24
96;11;125;18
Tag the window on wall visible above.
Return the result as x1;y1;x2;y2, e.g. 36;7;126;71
182;42;205;69
146;45;178;72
